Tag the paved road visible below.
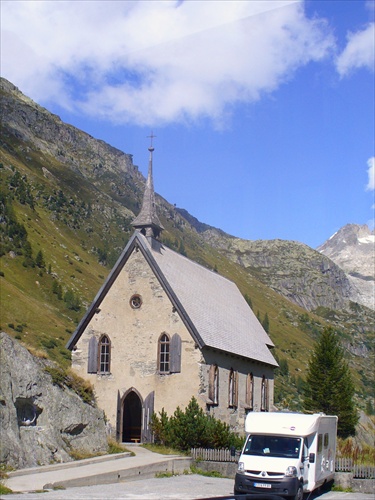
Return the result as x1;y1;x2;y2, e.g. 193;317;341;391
4;475;372;500
4;446;372;500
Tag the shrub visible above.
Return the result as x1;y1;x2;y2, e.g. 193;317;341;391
44;366;95;406
151;396;243;452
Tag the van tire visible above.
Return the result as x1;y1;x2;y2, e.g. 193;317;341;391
292;484;303;500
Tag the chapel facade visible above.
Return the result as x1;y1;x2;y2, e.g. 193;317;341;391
67;144;278;443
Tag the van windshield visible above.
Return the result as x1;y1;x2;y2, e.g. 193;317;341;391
244;435;302;459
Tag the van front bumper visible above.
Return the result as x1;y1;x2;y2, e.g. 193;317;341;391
234;472;300;497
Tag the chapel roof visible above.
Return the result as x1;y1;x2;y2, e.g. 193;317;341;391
66;231;277;367
143;234;277;366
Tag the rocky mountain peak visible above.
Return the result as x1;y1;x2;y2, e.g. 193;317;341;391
318;223;374;251
317;224;374;310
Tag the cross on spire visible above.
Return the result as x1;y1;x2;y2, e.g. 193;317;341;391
147;132;156;151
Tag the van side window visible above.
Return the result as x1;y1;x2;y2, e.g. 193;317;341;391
324;433;329;447
318;434;323;453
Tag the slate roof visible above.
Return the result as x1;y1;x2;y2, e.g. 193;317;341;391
66;232;277;367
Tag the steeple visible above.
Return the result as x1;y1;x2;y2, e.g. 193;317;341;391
132;135;164;239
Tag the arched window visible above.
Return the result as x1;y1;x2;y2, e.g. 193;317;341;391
246;373;254;410
208;364;219;405
228;369;238;408
98;335;111;373
158;333;170;373
261;375;268;411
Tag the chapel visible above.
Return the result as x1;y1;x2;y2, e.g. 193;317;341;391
67;143;278;443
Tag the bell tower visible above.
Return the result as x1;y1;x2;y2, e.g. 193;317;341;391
132;134;164;239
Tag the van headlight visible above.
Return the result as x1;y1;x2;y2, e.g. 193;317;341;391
238;462;245;472
285;466;297;477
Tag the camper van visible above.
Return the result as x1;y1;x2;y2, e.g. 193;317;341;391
234;412;337;500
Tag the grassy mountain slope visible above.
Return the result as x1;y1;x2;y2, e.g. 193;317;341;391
0;78;373;413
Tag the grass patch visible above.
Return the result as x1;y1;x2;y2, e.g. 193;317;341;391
332;485;353;492
0;464;13;480
107;438;132;455
141;443;183;455
337;436;375;465
189;465;224;478
44;366;95;405
69;449;99;461
0;484;13;495
155;471;174;478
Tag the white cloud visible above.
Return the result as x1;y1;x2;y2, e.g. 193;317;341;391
1;0;334;126
366;157;375;191
336;23;375;76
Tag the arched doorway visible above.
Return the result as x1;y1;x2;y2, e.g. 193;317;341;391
122;390;142;443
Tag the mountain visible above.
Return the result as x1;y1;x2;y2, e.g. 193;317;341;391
200;230;356;312
317;224;374;310
0;77;373;413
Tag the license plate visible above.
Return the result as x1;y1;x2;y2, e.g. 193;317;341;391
254;483;272;489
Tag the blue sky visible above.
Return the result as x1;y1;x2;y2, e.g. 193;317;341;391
1;0;374;248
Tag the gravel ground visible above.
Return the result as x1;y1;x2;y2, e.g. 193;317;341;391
5;475;372;500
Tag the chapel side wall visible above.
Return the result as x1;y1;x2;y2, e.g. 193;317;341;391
71;248;202;430
201;350;275;434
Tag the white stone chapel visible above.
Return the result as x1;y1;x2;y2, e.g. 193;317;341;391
66;143;278;443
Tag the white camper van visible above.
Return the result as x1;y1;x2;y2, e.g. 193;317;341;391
234;412;337;500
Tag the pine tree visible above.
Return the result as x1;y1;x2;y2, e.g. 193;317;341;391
35;249;45;268
262;312;270;333
303;327;358;438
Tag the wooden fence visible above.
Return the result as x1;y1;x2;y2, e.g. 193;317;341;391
191;447;238;462
191;449;375;479
335;458;375;479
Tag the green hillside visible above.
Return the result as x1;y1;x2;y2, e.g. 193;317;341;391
0;79;373;414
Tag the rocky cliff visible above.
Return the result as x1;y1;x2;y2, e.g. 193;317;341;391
0;333;108;469
317;224;374;310
201;230;359;312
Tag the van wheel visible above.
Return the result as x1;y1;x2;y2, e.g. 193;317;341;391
292;484;303;500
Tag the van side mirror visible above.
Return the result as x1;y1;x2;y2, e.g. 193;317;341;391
230;446;236;457
309;453;315;463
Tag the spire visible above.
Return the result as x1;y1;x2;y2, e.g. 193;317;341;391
132;134;164;239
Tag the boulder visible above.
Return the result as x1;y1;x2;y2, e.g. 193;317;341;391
0;332;108;469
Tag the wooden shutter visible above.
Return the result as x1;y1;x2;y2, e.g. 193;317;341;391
208;364;219;404
142;391;155;443
234;371;239;407
170;333;181;373
87;336;98;373
116;390;121;442
208;365;215;402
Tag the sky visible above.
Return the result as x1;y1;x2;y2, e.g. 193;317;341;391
1;0;374;248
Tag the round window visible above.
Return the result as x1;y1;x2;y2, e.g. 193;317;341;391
130;294;142;309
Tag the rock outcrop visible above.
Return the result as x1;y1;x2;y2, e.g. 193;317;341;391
0;332;108;469
202;230;357;312
317;224;374;310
